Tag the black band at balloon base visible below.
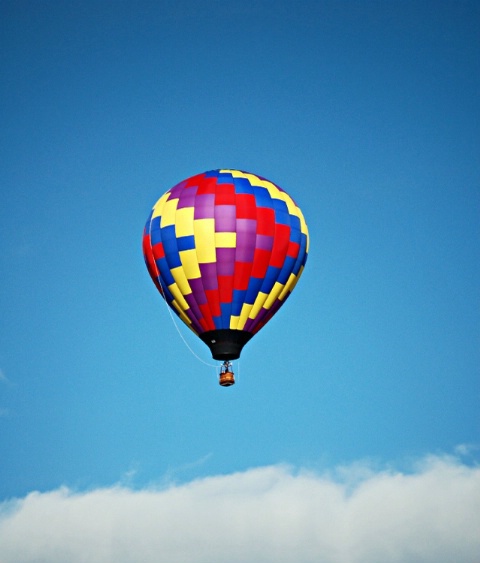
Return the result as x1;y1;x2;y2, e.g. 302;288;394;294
199;329;254;361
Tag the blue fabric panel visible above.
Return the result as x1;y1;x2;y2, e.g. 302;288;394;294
232;176;254;194
273;198;290;225
262;265;281;294
232;289;247;316
161;225;181;268
245;277;264;305
159;278;174;302
177;235;196;251
289;214;301;232
150;226;163;245
160;225;176;241
156;258;175;286
253;186;271;208
220;302;231;328
292;233;308;275
215;172;235;184
290;223;302;245
277;255;295;284
161;238;181;268
150;216;161;230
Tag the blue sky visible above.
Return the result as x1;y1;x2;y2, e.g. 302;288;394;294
1;1;479;561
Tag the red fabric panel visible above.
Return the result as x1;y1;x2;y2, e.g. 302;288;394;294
235;194;257;219
233;262;252;291
251;248;270;278
152;242;165;260
270;224;291;268
205;289;221;317
287;240;300;258
198;304;215;331
256;207;275;235
185;173;206;187
218;275;234;303
196;177;217;194
215;183;236;205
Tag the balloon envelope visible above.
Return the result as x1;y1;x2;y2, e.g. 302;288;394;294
143;169;309;360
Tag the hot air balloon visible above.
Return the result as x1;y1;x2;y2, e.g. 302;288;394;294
142;169;309;386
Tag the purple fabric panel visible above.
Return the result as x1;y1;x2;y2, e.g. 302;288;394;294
189;278;207;304
256;234;274;251
177;190;197;209
185;293;203;321
169;180;188;198
235;218;256;263
236;218;257;235
193;194;215;219
236;243;255;263
189;316;204;334
214;205;237;232
185;184;199;195
199;262;218;290
216;248;235;276
246;306;270;331
268;298;284;317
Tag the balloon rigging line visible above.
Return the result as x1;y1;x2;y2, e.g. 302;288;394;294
147;238;219;372
159;288;218;370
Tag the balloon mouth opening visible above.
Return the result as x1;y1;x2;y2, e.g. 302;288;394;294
199;329;254;361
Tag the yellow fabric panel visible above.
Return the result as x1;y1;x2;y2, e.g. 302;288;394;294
263;281;285;309
171;301;193;327
230;315;240;330
299;213;309;237
160;198;179;228
279;272;298;301
263;181;281;199
186;322;198;335
170;266;192;296
263;182;301;218
298;264;304;278
279;194;304;220
151;192;170;219
194;219;216;263
236;302;253;330
180;249;201;279
175;207;195;237
220;170;264;188
283;197;298;216
220;169;249;178
171;300;182;314
249;291;269;319
215;232;236;248
167;282;189;311
282;266;305;300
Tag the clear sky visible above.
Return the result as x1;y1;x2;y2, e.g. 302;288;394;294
1;1;479;561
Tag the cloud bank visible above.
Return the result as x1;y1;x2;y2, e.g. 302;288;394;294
0;454;479;563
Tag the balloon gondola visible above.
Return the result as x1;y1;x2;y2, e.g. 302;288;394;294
219;361;235;387
142;169;309;386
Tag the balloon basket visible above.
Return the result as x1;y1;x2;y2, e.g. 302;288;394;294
219;371;235;387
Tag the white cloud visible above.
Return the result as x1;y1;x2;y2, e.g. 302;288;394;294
454;443;479;457
0;454;479;563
